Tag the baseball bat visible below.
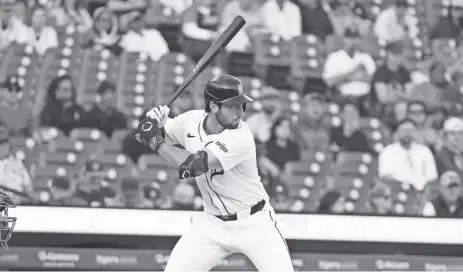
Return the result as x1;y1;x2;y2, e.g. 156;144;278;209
165;15;246;107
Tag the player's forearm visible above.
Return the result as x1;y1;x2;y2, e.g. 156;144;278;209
156;143;191;169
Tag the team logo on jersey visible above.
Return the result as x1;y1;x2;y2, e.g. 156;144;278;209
215;141;228;153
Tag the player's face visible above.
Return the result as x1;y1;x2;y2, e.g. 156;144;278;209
215;103;244;129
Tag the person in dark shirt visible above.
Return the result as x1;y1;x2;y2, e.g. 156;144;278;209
84;80;128;138
317;190;345;214
265;116;301;171
40;75;87;136
422;171;463;218
330;100;372;152
295;0;334;40
430;4;463;40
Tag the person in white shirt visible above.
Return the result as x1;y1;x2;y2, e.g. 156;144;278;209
181;0;219;41
262;0;302;41
0;3;28;51
120;12;169;61
220;0;267;52
25;8;58;55
322;37;376;97
373;0;418;43
379;119;438;191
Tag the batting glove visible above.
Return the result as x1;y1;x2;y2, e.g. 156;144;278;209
134;118;160;145
146;105;170;128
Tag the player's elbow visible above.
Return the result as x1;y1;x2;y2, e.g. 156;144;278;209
178;151;210;179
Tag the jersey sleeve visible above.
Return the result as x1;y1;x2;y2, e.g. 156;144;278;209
164;113;188;147
206;133;253;172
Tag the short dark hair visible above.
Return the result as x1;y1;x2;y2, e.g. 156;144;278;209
407;100;427;113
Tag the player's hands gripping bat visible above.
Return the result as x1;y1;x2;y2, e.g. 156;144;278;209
134;16;246;146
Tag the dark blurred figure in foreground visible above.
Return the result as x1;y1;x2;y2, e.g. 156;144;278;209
422;171;463;218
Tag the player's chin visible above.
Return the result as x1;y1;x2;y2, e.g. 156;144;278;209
228;120;240;129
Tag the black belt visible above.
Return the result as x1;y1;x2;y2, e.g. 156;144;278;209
215;200;266;221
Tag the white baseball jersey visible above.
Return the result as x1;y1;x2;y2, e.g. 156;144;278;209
164;109;270;215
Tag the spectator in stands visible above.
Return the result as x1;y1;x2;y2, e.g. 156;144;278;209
409;62;455;112
63;0;93;33
169;89;195;118
0;127;33;194
430;4;463;41
406;101;442;151
40;75;87;136
366;180;393;215
142;179;162;208
330;100;372;153
294;93;331;155
373;0;417;43
164;181;196;210
0;0;28;51
322;36;376;99
317;190;345;214
378;119;438;191
434;117;463;178
41;175;88;206
220;0;266;52
106;0;147;32
0;76;34;136
295;0;334;40
106;177;153;208
82;7;122;55
84;81;127;138
260;116;300;180
262;0;302;41
25;8;58;55
120;11;169;61
329;0;371;37
422;171;463;217
370;41;411;126
43;0;71;29
246;87;281;144
74;159;116;207
181;0;220;43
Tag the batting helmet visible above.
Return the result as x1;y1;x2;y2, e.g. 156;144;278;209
204;75;253;112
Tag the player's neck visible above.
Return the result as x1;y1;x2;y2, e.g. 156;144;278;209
203;114;225;135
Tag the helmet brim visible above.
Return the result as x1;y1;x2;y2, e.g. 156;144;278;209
220;94;254;105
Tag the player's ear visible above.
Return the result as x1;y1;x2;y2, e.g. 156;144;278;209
210;102;219;113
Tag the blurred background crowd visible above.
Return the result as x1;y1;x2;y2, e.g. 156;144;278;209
0;0;462;218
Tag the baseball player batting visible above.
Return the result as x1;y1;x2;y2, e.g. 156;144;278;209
134;75;294;271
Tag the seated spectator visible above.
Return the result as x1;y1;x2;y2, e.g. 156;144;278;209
220;0;266;52
0;0;28;51
106;177;153;208
409;62;456;111
261;117;300;179
316;190;345;214
74;159;116;207
406;101;441;151
295;0;334;40
373;0;417;43
434;117;463;178
366;180;393;215
161;181;197;210
246;88;281;144
156;0;192;15
422;171;463;217
40;75;87;136
82;7;122;55
370;41;412;127
84;81;128;138
429;4;463;41
142;179;163;208
0;76;35;136
329;0;371;37
106;0;147;32
379;119;438;191
330;100;372;152
24;8;58;55
63;0;93;33
41;175;88;207
0;127;33;194
322;37;376;99
294;93;331;154
181;0;220;42
262;0;301;41
43;0;71;29
169;89;195;118
120;11;169;61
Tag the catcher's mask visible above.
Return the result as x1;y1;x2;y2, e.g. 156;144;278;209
0;191;17;251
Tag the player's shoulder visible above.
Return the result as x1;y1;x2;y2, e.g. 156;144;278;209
174;109;206;122
222;120;255;145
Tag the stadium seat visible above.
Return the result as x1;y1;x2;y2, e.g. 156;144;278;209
33;165;80;189
290;34;325;80
97;153;135;182
10;136;41;171
332;175;372;213
40;151;82;168
138;154;169;171
382;179;421;215
69;128;109;156
284;174;326;212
